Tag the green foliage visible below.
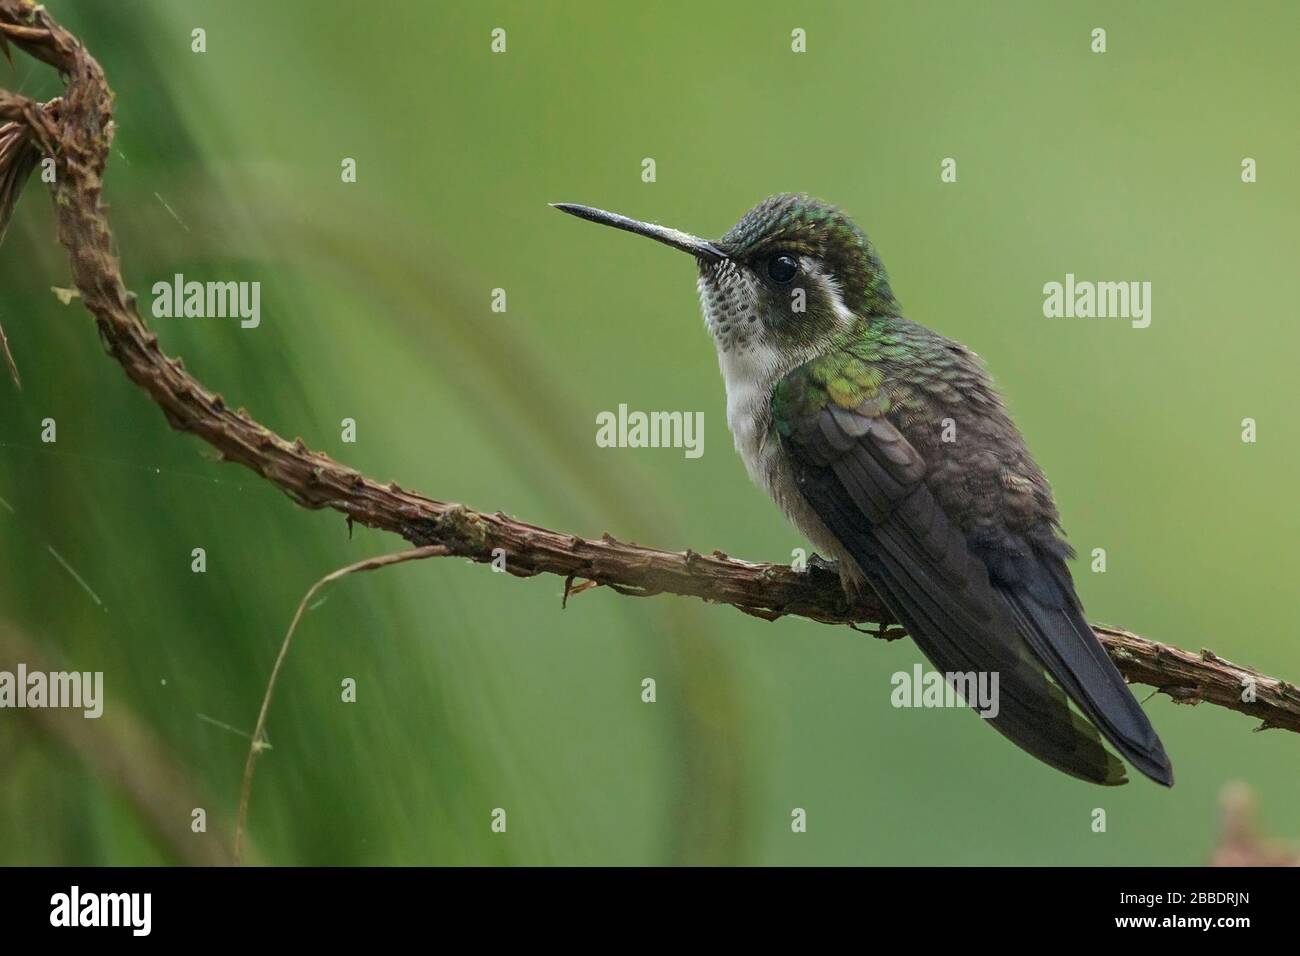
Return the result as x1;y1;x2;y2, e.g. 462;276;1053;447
0;0;1297;865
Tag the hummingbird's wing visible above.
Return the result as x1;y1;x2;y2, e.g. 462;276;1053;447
780;395;1135;785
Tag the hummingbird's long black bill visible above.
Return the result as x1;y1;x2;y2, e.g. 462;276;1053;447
550;203;726;262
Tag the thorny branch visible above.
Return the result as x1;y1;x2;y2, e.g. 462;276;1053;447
2;0;1298;753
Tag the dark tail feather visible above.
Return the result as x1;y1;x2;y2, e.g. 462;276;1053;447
996;563;1173;787
855;510;1128;785
870;564;1128;785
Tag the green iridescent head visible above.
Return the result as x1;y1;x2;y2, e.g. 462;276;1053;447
715;193;895;311
552;194;897;361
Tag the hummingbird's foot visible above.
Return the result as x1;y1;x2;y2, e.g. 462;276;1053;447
801;551;872;604
832;557;869;594
806;552;839;573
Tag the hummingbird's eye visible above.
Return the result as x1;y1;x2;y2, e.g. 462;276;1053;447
766;254;799;284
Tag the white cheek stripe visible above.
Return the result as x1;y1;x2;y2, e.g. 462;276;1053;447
804;263;856;330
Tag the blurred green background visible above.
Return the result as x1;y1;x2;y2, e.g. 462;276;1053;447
1;0;1297;865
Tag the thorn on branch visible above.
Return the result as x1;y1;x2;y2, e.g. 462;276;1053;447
605;581;655;599
561;575;600;608
848;622;907;641
1160;685;1203;705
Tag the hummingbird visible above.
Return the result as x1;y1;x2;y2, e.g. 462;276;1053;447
553;193;1173;786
